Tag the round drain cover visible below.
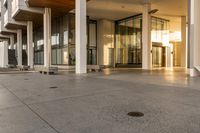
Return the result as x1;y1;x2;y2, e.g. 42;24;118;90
49;86;58;89
127;112;144;117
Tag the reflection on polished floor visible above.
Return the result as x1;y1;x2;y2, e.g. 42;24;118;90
0;68;200;133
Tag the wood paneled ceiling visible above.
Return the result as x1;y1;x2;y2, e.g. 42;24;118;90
27;0;90;19
27;0;90;13
28;0;75;12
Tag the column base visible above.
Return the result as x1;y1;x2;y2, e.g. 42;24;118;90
142;66;152;70
189;68;200;77
35;66;58;75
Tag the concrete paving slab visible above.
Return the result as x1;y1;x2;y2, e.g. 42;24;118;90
0;88;23;110
0;106;57;133
0;68;200;133
30;89;200;133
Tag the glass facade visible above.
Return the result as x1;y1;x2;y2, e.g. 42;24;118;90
152;17;169;67
33;14;97;66
33;27;44;65
87;20;97;65
33;13;169;67
115;15;142;67
151;17;169;45
68;14;76;65
115;15;169;68
51;14;69;65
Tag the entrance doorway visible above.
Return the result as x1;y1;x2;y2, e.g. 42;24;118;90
152;46;166;67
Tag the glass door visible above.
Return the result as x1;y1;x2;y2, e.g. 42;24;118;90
152;46;166;67
152;46;162;67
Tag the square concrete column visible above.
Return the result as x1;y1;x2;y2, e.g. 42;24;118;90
189;0;200;76
17;29;22;66
27;21;34;68
43;8;51;68
181;16;187;68
75;0;87;74
142;3;152;70
9;35;14;50
0;41;8;68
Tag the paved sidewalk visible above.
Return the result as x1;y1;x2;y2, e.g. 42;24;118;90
0;68;200;133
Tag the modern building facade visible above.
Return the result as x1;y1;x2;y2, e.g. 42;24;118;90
0;0;198;76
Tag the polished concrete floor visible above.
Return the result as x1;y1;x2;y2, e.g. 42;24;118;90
0;68;200;133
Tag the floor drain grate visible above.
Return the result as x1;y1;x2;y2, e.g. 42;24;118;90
24;79;29;80
49;86;58;89
127;112;144;117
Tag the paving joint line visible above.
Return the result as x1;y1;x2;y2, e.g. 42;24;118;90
0;83;61;133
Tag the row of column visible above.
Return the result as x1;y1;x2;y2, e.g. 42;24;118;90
11;1;172;73
6;0;151;73
11;21;33;68
13;1;87;73
41;1;87;74
11;0;197;76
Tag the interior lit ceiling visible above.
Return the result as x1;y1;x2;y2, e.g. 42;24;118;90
87;0;188;20
27;0;188;25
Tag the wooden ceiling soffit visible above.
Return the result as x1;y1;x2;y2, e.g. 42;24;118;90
27;0;91;13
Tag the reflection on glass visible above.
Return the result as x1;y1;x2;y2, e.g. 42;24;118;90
87;20;97;65
69;45;75;65
116;15;169;68
116;15;142;67
152;17;169;67
33;13;97;66
51;14;70;65
69;14;75;45
151;17;169;45
34;27;44;65
152;46;162;67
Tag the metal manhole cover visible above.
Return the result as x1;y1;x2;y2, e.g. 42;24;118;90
127;112;144;117
49;86;58;89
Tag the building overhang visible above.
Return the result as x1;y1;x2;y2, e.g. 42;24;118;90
26;0;75;12
0;34;10;40
12;9;43;27
12;0;44;23
13;9;41;21
0;28;17;36
26;0;90;15
5;23;26;30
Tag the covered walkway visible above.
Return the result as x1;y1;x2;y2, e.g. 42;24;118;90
0;69;199;133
